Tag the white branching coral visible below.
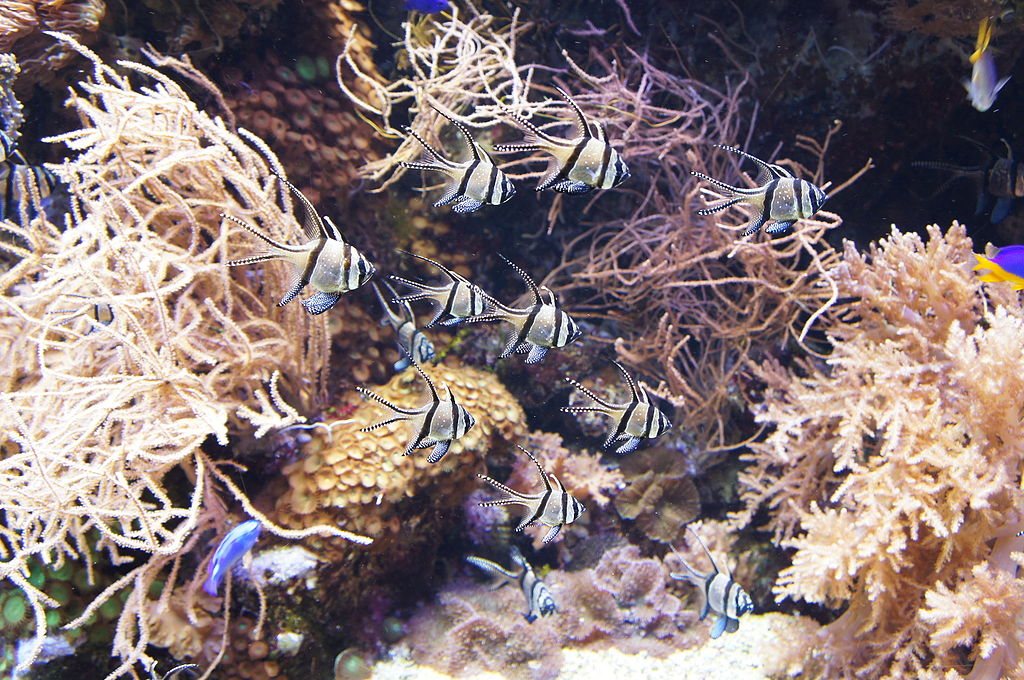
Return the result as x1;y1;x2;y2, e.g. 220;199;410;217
0;34;368;678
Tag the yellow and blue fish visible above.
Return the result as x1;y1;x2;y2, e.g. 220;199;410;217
965;17;1010;112
974;245;1024;289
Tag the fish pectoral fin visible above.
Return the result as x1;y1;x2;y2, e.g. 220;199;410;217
991;197;1014;224
301;291;341;315
434;187;462;207
709;615;728;639
514;515;535;532
525;345;549;364
541;524;562;544
499;334;521;359
551;179;593;194
278;270;307;307
451;197;484;213
765;220;796;235
535;158;566;192
741;211;769;237
426;440;451;464
614;437;641;454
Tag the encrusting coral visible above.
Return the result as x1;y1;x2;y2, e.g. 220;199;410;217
276;358;526;537
403;544;692;680
0;34;368;678
737;223;1024;679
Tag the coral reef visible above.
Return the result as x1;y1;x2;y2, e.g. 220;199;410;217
0;35;366;678
273;358;526;621
336;1;539;190
276;358;526;536
403;544;693;680
613;447;699;545
737;223;1024;679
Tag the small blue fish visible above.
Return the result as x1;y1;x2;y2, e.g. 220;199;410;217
405;0;449;13
203;520;261;596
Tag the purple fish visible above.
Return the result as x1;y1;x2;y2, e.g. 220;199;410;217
405;0;449;13
203;520;261;596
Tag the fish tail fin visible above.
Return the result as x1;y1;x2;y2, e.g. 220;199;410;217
690;171;743;197
971;17;994;65
356;387;420;416
222;213;297;255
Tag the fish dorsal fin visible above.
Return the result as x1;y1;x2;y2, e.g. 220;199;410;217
517;444;551;490
555;86;590;139
413;356;440;402
322;215;346;242
590;120;608;143
278;175;327;241
431;104;480;162
999;138;1015;161
539;285;558;307
397;249;457;282
611;359;640;402
714;144;788;184
669;540;707;583
500;254;541;304
688;525;728;578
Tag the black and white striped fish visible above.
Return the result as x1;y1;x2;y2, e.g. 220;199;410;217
692;144;828;236
493;87;629;194
1;130;15;163
388;250;493;326
466;545;556;623
358;357;475;463
48;294;115;334
400;105;516;213
913;137;1024;224
223;177;375;315
563;360;671;454
670;526;754;639
462;256;582;364
0;131;59;222
477;444;585;544
371;280;435;371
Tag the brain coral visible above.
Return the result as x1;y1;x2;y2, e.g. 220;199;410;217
275;358;526;538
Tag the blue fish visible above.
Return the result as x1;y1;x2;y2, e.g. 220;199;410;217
203;519;261;596
405;0;449;13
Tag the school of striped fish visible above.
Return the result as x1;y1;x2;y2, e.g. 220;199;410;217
210;85;804;640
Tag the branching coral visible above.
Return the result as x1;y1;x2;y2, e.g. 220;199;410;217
404;544;691;679
0;35;368;678
547;52;856;452
737;223;1024;679
336;1;540;190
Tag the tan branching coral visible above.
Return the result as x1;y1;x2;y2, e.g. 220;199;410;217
737;223;1024;679
0;35;368;678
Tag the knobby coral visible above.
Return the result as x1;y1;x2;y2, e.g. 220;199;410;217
0;35;368;678
737;223;1024;679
